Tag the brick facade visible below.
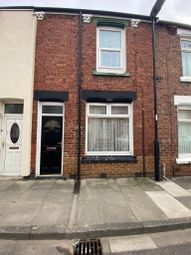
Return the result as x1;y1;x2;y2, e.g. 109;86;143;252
31;13;156;178
157;24;191;176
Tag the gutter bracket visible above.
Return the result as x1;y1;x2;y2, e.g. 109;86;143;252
33;11;45;20
130;19;141;27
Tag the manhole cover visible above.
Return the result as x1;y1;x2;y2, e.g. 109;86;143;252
73;239;102;255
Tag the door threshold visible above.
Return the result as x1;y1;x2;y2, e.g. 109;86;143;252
35;175;63;179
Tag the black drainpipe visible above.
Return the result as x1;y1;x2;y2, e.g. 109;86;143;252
151;18;160;181
76;11;82;180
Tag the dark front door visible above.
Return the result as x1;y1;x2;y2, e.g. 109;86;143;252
40;116;63;175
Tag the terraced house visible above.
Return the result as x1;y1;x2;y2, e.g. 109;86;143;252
0;6;191;178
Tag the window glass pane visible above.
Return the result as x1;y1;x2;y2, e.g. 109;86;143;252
178;122;191;154
111;106;129;115
5;104;23;114
10;123;20;144
101;50;121;67
89;105;106;114
182;52;191;76
42;105;63;114
88;118;129;152
179;110;191;119
100;30;121;49
181;40;191;50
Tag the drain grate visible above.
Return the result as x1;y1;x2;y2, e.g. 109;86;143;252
73;239;102;255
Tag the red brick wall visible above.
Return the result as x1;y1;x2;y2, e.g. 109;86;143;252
157;24;191;176
32;14;155;178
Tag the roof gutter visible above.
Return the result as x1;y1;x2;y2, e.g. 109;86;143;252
0;6;151;21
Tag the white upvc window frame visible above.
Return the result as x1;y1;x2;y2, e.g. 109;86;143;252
180;38;191;82
177;105;191;164
85;103;133;156
96;27;126;74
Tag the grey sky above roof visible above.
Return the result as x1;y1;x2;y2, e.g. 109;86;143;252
1;0;191;25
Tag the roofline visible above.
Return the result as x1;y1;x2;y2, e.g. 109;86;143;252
0;6;34;11
0;6;151;21
1;6;191;29
158;20;191;30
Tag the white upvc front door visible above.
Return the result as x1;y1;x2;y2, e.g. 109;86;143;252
2;116;23;175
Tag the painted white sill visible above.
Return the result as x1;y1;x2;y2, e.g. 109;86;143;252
180;76;191;82
176;158;191;164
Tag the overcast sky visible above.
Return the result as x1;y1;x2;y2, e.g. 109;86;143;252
1;0;191;25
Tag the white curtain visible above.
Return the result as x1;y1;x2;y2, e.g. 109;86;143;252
182;52;191;76
88;118;129;152
100;30;121;48
100;30;121;68
101;51;120;67
178;122;191;154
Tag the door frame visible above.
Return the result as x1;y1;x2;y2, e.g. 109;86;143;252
36;101;65;177
1;102;23;176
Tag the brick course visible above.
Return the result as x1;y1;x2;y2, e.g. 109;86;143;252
157;24;191;176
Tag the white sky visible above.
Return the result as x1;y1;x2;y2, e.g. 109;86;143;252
0;0;191;25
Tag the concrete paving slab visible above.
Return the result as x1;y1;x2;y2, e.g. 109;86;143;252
120;185;148;198
0;240;15;255
51;180;75;192
146;191;191;218
0;191;22;202
0;202;15;216
75;201;103;226
109;235;157;253
0;181;13;191
127;197;168;221
44;191;73;203
158;181;191;197
102;204;137;223
31;202;71;227
151;228;191;248
99;191;128;207
12;240;72;255
176;197;191;210
171;177;191;190
8;181;34;192
2;202;41;227
19;189;49;202
116;178;139;186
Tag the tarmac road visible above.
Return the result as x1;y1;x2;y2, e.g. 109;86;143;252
0;228;191;255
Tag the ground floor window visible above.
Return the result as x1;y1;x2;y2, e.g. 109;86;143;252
178;106;191;157
86;103;133;155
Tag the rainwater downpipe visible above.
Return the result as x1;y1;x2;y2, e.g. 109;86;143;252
77;11;83;180
151;17;160;181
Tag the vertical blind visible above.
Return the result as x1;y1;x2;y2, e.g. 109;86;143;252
181;40;191;76
178;109;191;154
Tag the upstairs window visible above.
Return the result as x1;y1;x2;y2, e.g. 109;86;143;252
181;39;191;77
97;27;126;73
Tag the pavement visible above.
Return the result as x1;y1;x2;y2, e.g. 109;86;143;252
0;176;191;240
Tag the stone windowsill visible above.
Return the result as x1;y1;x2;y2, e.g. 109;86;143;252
180;76;191;83
92;69;130;77
176;158;191;164
82;155;137;164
